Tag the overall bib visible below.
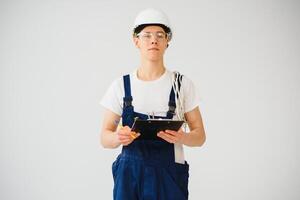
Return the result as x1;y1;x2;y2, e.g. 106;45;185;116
112;74;189;200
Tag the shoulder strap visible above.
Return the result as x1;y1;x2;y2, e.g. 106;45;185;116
123;74;133;107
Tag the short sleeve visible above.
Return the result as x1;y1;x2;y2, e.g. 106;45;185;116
182;76;200;113
99;79;123;116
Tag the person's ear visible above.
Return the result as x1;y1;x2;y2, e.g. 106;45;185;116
133;36;140;48
166;43;169;48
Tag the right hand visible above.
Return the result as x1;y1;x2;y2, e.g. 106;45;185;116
117;126;140;146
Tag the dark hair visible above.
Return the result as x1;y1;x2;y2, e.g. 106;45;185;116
133;23;171;35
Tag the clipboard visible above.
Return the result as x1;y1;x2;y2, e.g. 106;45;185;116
131;119;184;140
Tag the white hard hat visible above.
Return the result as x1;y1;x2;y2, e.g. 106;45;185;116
133;8;172;40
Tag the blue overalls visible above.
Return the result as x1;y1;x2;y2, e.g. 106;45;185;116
112;74;189;200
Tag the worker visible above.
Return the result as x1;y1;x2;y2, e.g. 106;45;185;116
100;8;206;200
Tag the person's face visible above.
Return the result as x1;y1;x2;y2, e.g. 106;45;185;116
133;26;169;61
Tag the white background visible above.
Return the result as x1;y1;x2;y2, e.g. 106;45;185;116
1;0;299;199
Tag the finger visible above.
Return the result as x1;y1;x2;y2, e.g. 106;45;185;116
123;126;132;132
165;130;178;136
119;135;131;141
121;134;139;146
164;130;184;143
118;132;133;139
158;131;177;140
163;132;178;141
157;132;175;143
119;128;132;136
157;131;166;138
118;135;131;141
120;138;131;144
120;133;139;142
122;141;131;146
118;132;131;137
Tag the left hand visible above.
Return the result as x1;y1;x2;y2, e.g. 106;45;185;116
157;129;185;144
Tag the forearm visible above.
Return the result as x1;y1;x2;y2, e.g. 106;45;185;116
101;130;121;149
182;128;206;147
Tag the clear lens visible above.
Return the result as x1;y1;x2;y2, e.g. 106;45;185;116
137;32;167;42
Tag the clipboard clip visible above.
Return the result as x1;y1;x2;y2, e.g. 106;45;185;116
147;111;155;119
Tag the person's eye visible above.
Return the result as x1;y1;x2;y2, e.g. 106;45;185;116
157;33;165;38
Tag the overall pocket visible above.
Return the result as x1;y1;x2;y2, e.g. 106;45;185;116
111;156;121;182
174;161;190;198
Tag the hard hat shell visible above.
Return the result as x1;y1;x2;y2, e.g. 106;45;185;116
133;8;172;40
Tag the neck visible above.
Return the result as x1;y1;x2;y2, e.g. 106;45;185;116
137;59;165;81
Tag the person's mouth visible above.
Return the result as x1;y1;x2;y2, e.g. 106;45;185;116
148;48;159;51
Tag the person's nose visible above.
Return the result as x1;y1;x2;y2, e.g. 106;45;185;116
150;35;158;44
151;38;158;44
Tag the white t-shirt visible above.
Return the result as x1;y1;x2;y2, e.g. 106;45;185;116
100;68;200;163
